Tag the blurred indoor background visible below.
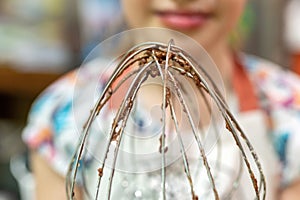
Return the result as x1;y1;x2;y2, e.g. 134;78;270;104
0;0;297;199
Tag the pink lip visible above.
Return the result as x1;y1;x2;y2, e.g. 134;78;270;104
156;11;211;30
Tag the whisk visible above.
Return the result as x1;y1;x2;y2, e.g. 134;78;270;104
66;38;266;200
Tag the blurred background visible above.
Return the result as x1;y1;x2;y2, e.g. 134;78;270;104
0;0;298;199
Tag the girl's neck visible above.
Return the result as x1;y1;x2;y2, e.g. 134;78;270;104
207;41;235;96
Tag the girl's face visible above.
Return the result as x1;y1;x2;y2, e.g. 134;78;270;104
121;0;246;50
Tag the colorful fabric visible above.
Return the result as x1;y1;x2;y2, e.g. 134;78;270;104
22;54;300;190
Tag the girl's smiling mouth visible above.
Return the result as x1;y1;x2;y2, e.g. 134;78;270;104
155;10;213;30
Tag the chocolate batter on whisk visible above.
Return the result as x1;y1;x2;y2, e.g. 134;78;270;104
66;39;266;200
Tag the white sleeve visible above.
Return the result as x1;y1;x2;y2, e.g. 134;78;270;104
284;0;300;51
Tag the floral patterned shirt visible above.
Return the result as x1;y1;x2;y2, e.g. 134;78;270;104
22;54;300;197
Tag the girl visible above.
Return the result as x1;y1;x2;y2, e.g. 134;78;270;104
23;0;300;199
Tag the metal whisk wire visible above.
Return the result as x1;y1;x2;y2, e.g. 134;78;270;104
66;39;266;200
